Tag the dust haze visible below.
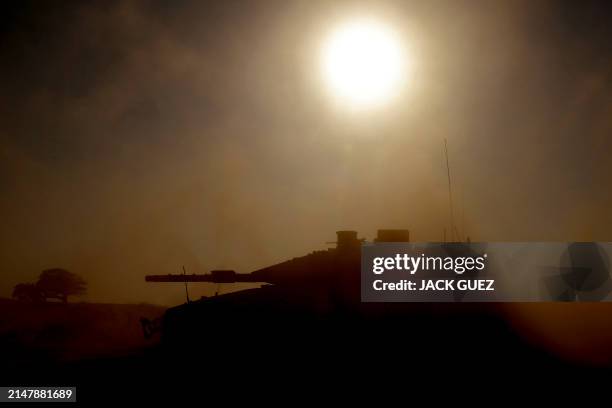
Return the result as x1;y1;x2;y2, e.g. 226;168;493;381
1;0;610;305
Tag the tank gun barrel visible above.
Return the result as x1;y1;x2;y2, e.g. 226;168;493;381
145;270;263;284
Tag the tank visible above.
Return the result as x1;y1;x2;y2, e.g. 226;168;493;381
143;229;539;371
145;230;405;347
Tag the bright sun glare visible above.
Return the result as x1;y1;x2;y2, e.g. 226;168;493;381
322;20;405;109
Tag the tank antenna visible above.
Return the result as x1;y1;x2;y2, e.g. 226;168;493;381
444;138;456;241
182;265;190;303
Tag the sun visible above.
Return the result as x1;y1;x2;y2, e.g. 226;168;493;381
321;19;405;109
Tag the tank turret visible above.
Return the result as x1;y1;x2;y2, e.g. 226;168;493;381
145;230;376;287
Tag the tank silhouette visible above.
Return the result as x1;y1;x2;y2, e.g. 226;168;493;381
143;231;572;371
145;230;417;347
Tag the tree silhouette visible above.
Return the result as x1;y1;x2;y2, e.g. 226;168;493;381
36;268;87;303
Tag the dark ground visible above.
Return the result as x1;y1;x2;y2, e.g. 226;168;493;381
1;298;612;403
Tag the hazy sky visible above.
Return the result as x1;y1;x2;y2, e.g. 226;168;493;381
1;0;611;304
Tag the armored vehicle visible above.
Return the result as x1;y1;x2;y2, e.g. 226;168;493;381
143;230;525;370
